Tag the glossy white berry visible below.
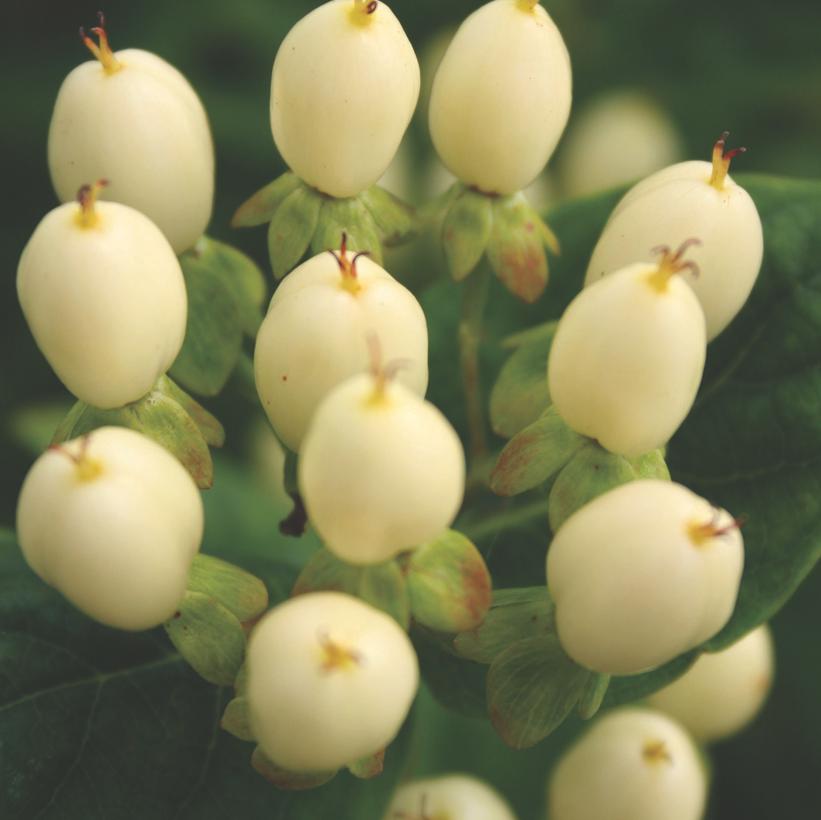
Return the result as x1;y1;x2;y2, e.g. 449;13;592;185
548;708;708;820
647;624;774;743
270;0;420;198
299;371;465;565
48;18;214;254
429;0;572;195
246;591;418;773
17;184;187;409
547;480;744;676
557;90;683;197
16;427;203;631
385;774;517;820
254;241;429;451
585;134;764;340
548;244;706;457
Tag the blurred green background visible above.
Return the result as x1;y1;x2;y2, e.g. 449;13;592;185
1;1;820;818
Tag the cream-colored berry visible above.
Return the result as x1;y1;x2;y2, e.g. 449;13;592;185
547;480;744;676
429;0;572;195
548;244;706;457
48;18;214;253
385;774;517;820
270;1;420;198
16;427;203;631
585;134;763;340
254;241;428;451
246;591;418;773
648;624;774;743
17;184;187;409
548;708;708;820
299;372;465;565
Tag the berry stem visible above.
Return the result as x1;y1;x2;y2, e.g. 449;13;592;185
75;179;109;229
709;131;747;190
459;266;490;466
80;12;122;75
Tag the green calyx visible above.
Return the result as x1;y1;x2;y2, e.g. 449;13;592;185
232;171;418;280
437;182;559;303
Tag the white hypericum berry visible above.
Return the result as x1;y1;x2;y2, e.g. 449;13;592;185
429;0;572;195
48;14;214;254
557;90;683;197
585;133;764;340
246;591;418;773
547;480;744;676
548;241;706;458
16;427;203;631
299;362;465;565
17;182;187;409
548;708;708;820
647;624;774;743
270;0;420;198
384;774;517;820
254;237;429;451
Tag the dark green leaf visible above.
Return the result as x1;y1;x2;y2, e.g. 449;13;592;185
268;185;322;279
603;651;700;708
490;325;555;438
231;172;302;228
404;530;492;633
171;242;244;396
442;188;493;281
490;405;587;497
359;185;417;246
487;635;592;749
292;548;410;630
311;197;383;264
164;590;246;686
487;193;549;303
187;554;269;624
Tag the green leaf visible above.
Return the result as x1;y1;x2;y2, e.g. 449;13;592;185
164;590;246;686
490;405;587;497
231;172;302;228
490;325;555;438
171;241;244;396
577;674;610;720
548;444;669;532
292;549;410;630
487;193;550;304
442;188;493;281
359;185;417;246
187;554;269;624
454;587;554;665
54;388;215;490
403;530;492;633
0;530;413;818
487;635;592;749
268;185;323;279
311;197;383;264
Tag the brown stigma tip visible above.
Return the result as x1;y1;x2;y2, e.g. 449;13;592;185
710;131;747;189
79;11;121;74
649;238;702;289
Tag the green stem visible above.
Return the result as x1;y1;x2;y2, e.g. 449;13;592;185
458;266;491;466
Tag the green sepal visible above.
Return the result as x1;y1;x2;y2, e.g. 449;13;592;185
486;192;554;304
52;383;216;490
486;634;594;750
359;185;417;246
171;238;244;396
402;530;492;633
490;324;556;438
251;746;338;791
311;197;383;264
155;375;225;447
292;548;410;630
490;405;587;497
577;674;611;720
268;185;323;279
441;188;493;281
187;554;269;624
220;696;255;742
454;587;554;665
548;444;670;532
346;749;385;780
231;172;303;228
163;590;246;687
